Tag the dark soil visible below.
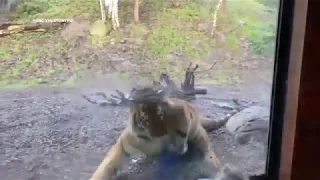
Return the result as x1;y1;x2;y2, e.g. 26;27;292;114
0;77;272;180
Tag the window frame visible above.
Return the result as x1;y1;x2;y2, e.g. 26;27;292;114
253;0;308;179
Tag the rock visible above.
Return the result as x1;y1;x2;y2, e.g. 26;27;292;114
198;22;210;32
226;106;269;133
226;105;270;145
89;20;111;37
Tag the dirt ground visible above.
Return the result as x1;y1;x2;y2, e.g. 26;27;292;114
0;74;272;180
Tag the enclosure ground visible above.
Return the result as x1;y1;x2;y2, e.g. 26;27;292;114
0;77;272;180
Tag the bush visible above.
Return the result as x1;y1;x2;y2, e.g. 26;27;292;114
16;0;49;18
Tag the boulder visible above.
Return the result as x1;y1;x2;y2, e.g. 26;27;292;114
226;105;270;145
89;20;111;37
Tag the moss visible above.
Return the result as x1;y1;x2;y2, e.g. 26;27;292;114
89;20;111;37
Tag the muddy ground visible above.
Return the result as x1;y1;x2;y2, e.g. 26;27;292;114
0;75;272;180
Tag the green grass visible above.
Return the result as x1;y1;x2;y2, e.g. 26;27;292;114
2;46;37;80
142;1;216;78
1;0;91;87
225;0;278;57
146;1;214;63
16;0;100;21
0;0;279;88
148;26;209;58
0;32;68;87
226;32;239;50
0;49;12;60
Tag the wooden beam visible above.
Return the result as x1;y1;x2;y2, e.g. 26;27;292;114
290;0;320;179
279;0;308;179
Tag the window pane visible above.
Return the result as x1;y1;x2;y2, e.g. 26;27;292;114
0;0;281;179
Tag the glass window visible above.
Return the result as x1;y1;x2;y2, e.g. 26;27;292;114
0;0;291;179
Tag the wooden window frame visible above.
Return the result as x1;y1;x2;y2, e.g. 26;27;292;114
251;0;320;179
268;0;308;179
277;0;308;179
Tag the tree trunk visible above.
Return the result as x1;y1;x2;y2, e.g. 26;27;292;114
221;0;227;16
134;0;139;23
211;0;223;36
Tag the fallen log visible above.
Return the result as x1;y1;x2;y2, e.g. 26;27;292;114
83;63;215;106
0;22;69;37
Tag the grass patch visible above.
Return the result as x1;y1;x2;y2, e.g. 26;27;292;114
146;1;214;63
3;47;38;80
0;0;279;89
226;32;239;50
16;0;100;22
1;0;92;87
0;32;69;87
0;49;12;60
224;0;278;57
